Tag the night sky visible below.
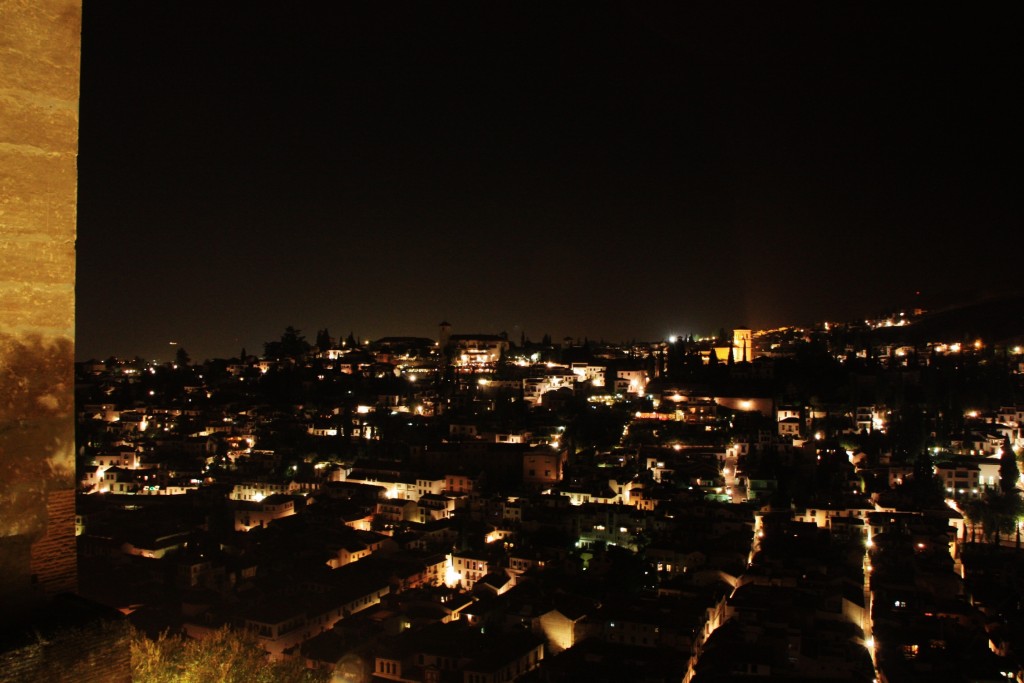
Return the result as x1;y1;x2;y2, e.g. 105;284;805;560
76;3;1020;362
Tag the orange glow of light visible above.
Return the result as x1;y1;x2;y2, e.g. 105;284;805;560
444;558;462;588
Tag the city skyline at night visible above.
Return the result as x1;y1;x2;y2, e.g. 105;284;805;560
8;2;1024;680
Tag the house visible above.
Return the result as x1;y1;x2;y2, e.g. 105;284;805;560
445;472;479;495
230;481;290;502
373;621;543;683
523;448;566;488
450;550;492;590
441;326;510;373
461;630;545;683
778;416;802;438
934;459;981;498
535;596;597;654
507;550;546;583
377;496;418;523
234;494;297;531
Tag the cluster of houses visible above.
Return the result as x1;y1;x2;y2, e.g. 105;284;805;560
73;322;1024;681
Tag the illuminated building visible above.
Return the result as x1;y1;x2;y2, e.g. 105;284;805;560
439;322;510;373
732;327;753;362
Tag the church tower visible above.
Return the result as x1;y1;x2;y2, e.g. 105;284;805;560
732;328;753;363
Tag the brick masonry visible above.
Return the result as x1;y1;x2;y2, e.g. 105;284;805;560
30;488;78;597
0;595;132;683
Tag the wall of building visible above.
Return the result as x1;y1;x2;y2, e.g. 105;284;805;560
1;5;134;676
0;0;81;607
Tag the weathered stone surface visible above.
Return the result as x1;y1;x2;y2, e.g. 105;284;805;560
0;0;81;604
0;141;80;232
0;8;127;682
0;0;79;340
0;1;82;100
0;232;73;286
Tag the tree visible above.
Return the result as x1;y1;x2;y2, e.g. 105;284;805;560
962;496;992;544
999;435;1020;495
963;487;1023;547
890;451;945;509
175;347;190;367
315;328;332;352
264;326;311;361
131;626;327;683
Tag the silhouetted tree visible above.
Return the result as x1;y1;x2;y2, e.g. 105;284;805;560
1000;435;1020;494
174;347;190;367
315;328;332;352
962;489;1019;548
264;326;311;360
892;450;946;509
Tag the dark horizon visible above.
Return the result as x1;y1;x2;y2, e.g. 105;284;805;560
76;3;1020;362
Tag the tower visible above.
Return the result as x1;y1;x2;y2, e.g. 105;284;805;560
1;4;131;678
733;328;753;363
439;320;452;349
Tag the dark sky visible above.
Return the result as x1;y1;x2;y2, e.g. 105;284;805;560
76;3;1021;362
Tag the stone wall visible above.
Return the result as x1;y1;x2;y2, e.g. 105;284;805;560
0;0;81;602
0;4;132;680
0;595;132;683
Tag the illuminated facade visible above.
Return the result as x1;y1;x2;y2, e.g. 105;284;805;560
234;494;296;531
449;550;492;589
732;327;753;362
616;368;648;395
440;322;511;372
523;367;577;405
